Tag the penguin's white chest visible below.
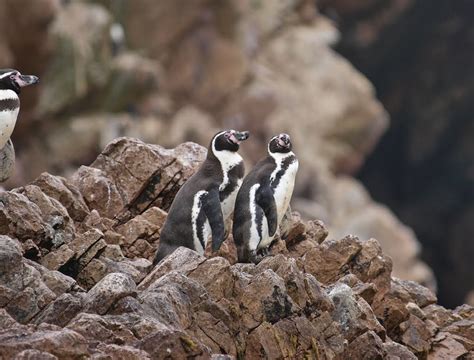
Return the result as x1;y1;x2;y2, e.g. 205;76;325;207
215;150;244;220
220;178;242;220
191;190;210;254
273;159;298;223
0;90;19;149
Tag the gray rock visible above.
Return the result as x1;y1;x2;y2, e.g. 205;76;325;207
85;273;137;315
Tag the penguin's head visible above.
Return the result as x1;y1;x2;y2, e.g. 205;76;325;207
269;133;292;154
0;69;39;94
212;129;250;153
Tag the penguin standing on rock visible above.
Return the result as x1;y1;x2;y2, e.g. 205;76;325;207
0;69;39;181
154;129;250;264
233;133;298;264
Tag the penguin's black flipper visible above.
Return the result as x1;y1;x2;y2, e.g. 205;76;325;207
256;185;278;237
203;189;225;251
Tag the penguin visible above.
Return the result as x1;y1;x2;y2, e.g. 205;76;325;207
154;129;250;264
0;69;39;150
233;133;298;264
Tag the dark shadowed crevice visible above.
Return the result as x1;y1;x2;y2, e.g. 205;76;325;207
324;0;474;307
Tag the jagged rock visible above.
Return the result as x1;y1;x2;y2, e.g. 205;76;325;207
1;137;473;358
346;330;386;359
32;173;90;223
0;139;15;183
33;293;85;328
14;349;59;360
73;137;206;221
85;273;137;315
115;206;167;260
328;283;385;342
92;343;151;360
0;326;89;359
139;247;206;290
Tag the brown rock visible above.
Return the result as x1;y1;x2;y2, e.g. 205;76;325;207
303;235;362;284
115;206;167;260
306;219;329;244
33;293;85;327
429;332;469;359
189;257;233;300
14;349;59;360
0;327;89;359
328;283;385;342
383;340;417;360
139;247;206;290
138;327;211;359
395;278;438;308
399;314;433;355
74;137;206;221
237;269;298;330
346;330;386;359
85;273;137;315
32;173;90;222
93;343;151;360
0;191;54;249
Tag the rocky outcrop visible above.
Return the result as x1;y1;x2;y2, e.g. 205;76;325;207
0;0;435;293
0;138;472;359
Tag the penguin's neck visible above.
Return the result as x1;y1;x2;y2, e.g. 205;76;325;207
269;151;295;164
269;151;295;182
210;148;243;191
0;89;20;149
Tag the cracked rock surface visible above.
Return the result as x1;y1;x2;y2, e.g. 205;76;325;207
0;138;472;359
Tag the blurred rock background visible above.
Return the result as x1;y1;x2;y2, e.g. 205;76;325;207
0;0;471;307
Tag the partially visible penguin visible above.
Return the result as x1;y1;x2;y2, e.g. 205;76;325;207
0;69;39;182
154;129;250;264
0;69;39;149
233;133;298;263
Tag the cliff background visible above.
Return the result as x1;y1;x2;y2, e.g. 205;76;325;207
0;0;472;310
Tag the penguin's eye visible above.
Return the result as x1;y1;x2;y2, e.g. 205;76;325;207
9;75;15;80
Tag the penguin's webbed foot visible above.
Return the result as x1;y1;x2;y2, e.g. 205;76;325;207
259;247;270;257
249;250;264;264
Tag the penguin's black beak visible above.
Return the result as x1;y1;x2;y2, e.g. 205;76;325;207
235;131;250;142
16;74;39;87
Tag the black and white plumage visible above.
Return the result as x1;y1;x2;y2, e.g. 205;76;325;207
0;69;39;150
153;129;249;264
233;133;298;264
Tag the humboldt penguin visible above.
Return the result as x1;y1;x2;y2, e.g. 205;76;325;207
154;129;250;264
0;69;39;149
233;133;298;263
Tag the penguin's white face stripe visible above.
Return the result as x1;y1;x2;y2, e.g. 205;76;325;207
248;183;261;251
0;71;15;80
191;190;208;254
212;135;243;192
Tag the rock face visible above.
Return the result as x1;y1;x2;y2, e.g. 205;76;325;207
324;0;474;307
0;138;472;359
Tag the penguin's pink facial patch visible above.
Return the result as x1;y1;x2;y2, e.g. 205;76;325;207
228;133;241;145
277;138;286;147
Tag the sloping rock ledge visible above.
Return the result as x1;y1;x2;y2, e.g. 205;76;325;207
0;138;472;359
